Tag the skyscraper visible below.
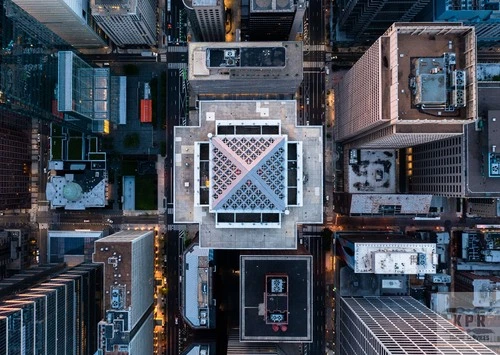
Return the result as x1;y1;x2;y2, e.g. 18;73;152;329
0;263;103;355
92;230;154;354
241;0;300;41
336;0;432;43
183;0;225;41
334;23;477;149
6;0;108;51
0;109;31;211
90;0;157;46
337;296;497;355
434;0;500;43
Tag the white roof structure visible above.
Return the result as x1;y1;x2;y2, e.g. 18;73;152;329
183;244;212;328
350;194;433;214
46;175;106;210
354;242;437;275
210;135;287;213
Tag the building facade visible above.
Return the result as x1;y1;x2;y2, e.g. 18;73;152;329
92;230;154;354
334;23;477;149
3;0;68;47
7;0;108;51
241;0;298;41
337;296;497;355
0;108;31;211
434;0;500;43
183;0;225;41
406;109;500;199
0;263;103;355
336;0;432;43
90;0;157;46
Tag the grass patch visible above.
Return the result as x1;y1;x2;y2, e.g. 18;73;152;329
51;137;63;160
89;137;98;152
68;138;82;160
52;124;63;136
135;175;157;210
69;129;82;138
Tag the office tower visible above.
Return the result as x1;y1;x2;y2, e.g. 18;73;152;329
241;0;302;41
337;296;497;354
3;0;68;47
174;100;323;249
90;0;157;46
6;0;108;51
334;23;477;149
434;0;500;43
183;0;225;41
0;109;31;210
0;263;103;355
92;230;154;354
240;255;312;342
188;41;303;96
336;0;432;43
407;109;500;199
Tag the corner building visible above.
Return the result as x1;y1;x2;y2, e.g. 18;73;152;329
334;22;477;149
174;100;323;249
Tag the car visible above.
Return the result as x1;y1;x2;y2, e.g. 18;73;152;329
174;317;179;325
83;219;90;223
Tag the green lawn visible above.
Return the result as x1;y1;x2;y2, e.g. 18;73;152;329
68;138;83;160
89;137;98;152
135;175;157;210
52;124;63;136
51;137;63;160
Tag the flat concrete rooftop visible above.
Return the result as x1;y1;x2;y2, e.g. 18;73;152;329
240;255;312;342
174;100;323;249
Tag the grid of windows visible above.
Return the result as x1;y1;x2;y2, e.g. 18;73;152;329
195;2;225;41
408;136;464;197
339;296;497;354
91;0;156;46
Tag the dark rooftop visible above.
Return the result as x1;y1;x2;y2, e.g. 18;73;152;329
207;47;286;68
240;255;312;342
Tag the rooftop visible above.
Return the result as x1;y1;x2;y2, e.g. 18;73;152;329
347;150;396;193
189;41;302;82
337;233;437;275
349;194;433;215
386;23;476;121
210;135;287;213
46;172;106;210
250;0;294;12
182;244;214;328
174;100;323;249
240;255;312;342
206;47;286;68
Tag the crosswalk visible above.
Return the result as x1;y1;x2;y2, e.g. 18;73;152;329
167;62;187;69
